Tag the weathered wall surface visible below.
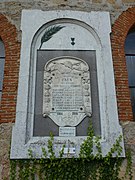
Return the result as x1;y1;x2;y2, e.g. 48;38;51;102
0;123;12;180
0;0;134;38
120;121;135;179
3;123;135;179
0;0;135;179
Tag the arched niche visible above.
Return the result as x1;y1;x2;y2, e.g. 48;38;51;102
111;7;135;121
29;19;101;139
0;14;20;123
11;10;125;159
125;25;135;120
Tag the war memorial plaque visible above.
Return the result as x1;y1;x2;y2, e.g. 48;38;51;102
43;56;92;135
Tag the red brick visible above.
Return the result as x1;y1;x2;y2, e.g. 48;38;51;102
0;14;20;123
111;7;135;121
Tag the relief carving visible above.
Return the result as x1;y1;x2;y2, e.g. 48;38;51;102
43;56;92;126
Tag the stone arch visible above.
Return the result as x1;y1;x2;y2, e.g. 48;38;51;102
0;14;20;123
28;19;102;138
111;7;135;121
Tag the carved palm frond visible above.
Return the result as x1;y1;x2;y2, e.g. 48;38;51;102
39;25;65;49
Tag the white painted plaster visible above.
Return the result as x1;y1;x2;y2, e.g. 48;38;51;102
10;10;125;159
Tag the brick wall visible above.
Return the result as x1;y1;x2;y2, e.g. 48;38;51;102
0;7;135;123
111;7;135;121
0;7;135;124
0;14;20;123
0;15;20;179
0;3;135;180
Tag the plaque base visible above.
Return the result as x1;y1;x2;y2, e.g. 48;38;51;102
59;127;76;137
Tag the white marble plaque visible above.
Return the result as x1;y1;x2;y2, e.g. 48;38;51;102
43;56;92;126
59;127;76;137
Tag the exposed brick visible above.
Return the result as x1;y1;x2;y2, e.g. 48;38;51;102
111;7;135;121
0;14;20;123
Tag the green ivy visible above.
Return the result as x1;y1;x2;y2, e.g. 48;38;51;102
10;122;133;180
125;149;133;180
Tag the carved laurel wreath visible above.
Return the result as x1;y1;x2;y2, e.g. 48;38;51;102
39;25;65;49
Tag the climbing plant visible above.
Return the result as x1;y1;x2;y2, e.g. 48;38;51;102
10;122;133;180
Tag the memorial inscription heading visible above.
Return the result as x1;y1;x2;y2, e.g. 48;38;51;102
43;56;92;127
